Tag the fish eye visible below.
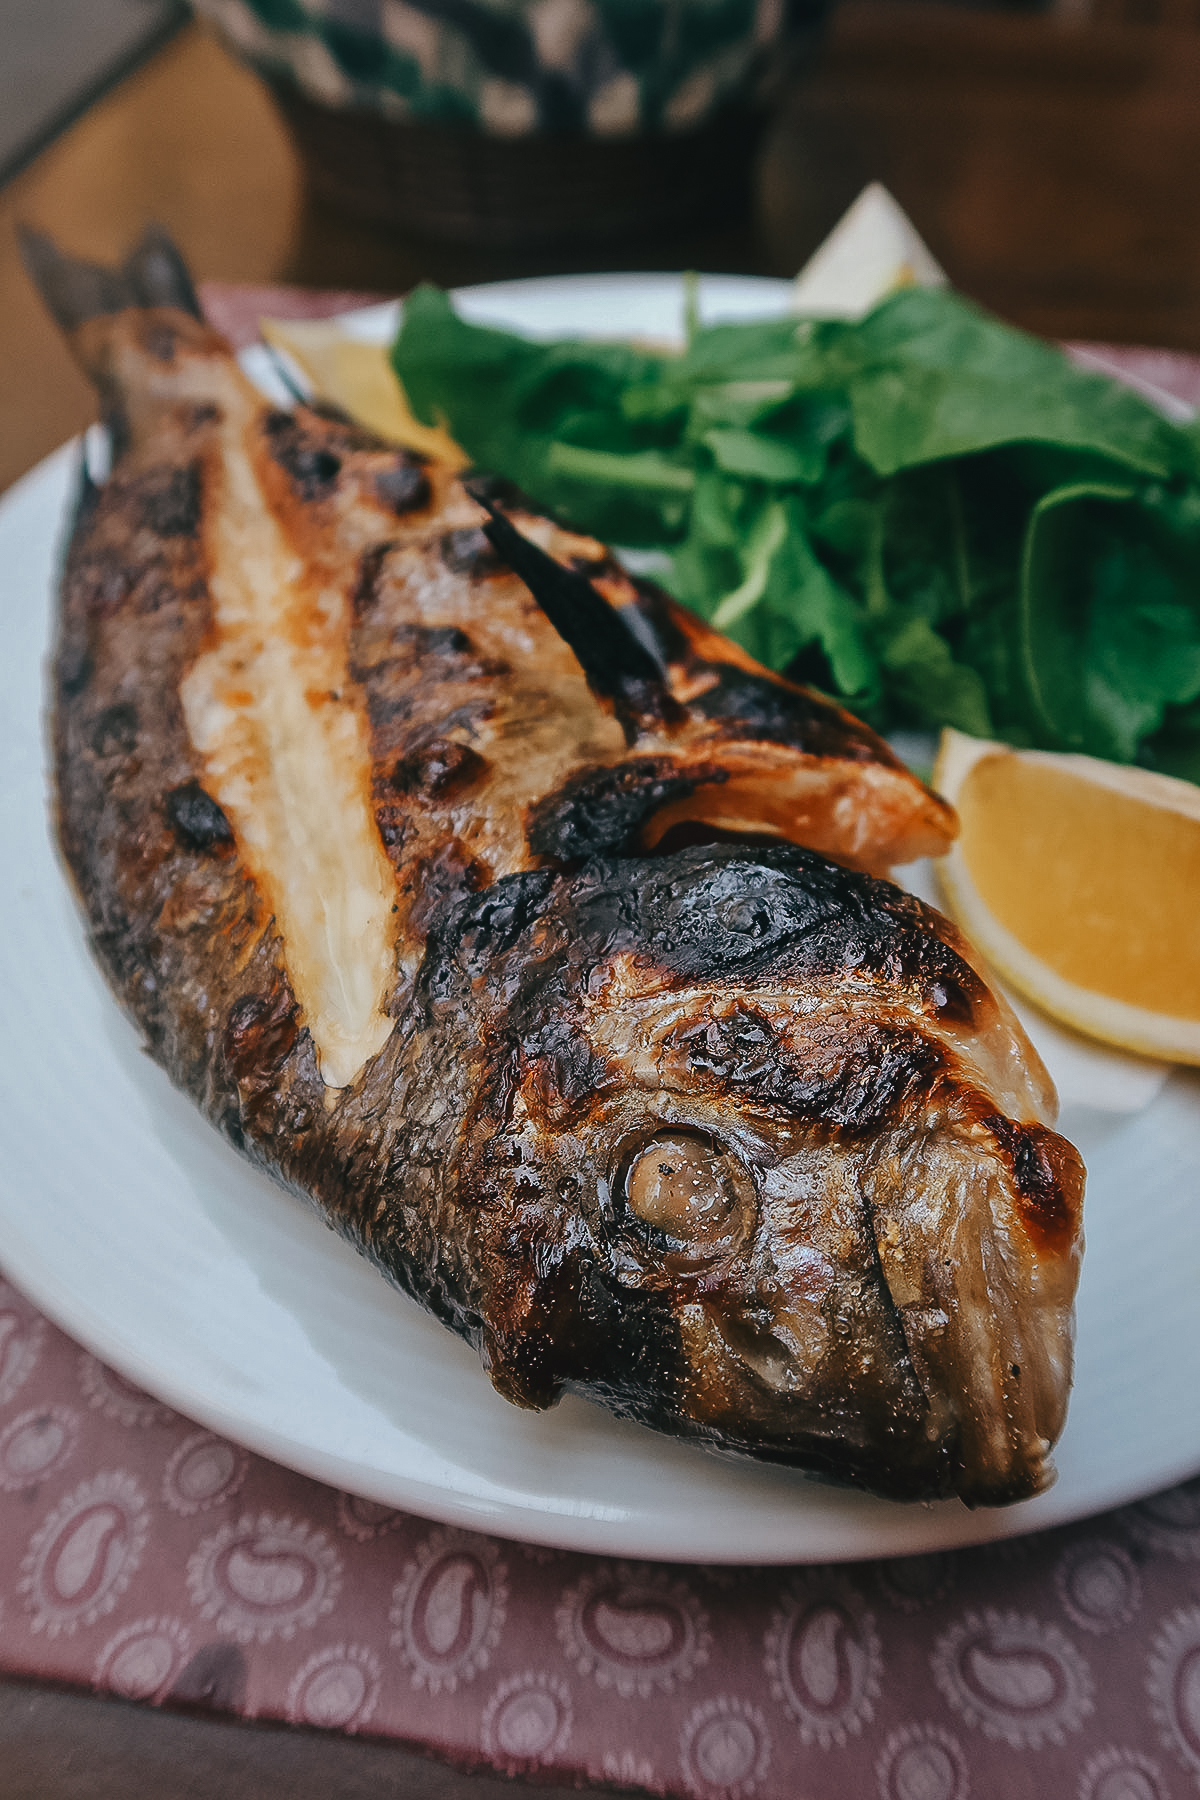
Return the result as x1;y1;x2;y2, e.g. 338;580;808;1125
616;1129;756;1276
626;1133;737;1236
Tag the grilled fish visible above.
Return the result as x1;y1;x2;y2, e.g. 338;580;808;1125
26;229;1084;1505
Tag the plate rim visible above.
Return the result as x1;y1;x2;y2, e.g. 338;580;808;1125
4;273;1200;1564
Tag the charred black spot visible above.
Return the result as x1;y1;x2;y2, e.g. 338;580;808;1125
439;700;495;738
524;1029;616;1123
433;870;556;989
408;839;491;935
291;446;341;493
223;984;298;1084
670;1010;943;1140
392;738;486;799
440;526;501;576
165;780;234;851
560;845;982;1007
352;541;391;619
987;1116;1085;1251
306;408;388;455
374;802;409;855
479;1239;579;1409
375;462;430;515
138;463;201;537
352;623;491;681
90;701;139;758
676;1004;779;1084
692;670;887;764
569;550;618;577
390;623;479;668
527;760;728;863
262;412;341;497
626;582;690;663
479;504;673;728
366;688;415;728
478;1229;683;1417
462;471;523;510
782;639;838;693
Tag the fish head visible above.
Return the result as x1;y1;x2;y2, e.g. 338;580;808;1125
436;843;1083;1503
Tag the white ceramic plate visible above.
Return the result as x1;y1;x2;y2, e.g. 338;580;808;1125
3;274;1199;1565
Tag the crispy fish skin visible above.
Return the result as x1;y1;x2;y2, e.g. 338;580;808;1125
38;236;1084;1505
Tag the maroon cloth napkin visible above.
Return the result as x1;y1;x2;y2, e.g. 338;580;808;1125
2;1272;1199;1800
3;284;1198;1800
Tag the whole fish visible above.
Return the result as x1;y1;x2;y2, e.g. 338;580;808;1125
25;228;1084;1505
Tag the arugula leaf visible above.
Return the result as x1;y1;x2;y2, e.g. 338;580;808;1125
1020;484;1200;759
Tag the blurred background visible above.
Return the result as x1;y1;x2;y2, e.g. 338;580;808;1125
5;0;1200;491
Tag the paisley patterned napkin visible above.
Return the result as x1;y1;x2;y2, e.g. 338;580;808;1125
2;1271;1200;1800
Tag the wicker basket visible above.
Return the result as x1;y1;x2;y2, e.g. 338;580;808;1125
269;79;767;250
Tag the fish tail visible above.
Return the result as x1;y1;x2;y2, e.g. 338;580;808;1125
18;224;203;334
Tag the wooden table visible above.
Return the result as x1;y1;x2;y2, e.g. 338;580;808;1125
4;9;1200;1792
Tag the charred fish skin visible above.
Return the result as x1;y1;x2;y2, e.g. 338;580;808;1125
33;229;1084;1506
402;846;1083;1505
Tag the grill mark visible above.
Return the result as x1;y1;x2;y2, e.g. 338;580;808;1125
406;837;492;935
391;738;487;799
527;759;728;863
262;410;342;498
138;463;202;537
692;670;894;763
367;688;417;729
90;701;139;759
223;983;298;1083
668;1009;946;1141
352;541;391;620
440;526;501;576
375;463;431;515
986;1117;1085;1253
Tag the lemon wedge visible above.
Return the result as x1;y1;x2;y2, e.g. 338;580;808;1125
932;727;1200;1064
260;317;469;469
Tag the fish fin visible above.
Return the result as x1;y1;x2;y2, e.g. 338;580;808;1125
474;494;678;730
18;227;131;334
121;224;203;319
19;223;202;332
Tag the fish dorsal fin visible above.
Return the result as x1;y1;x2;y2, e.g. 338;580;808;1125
475;495;677;728
18;227;129;333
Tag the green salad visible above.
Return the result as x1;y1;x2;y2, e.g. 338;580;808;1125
392;282;1200;779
